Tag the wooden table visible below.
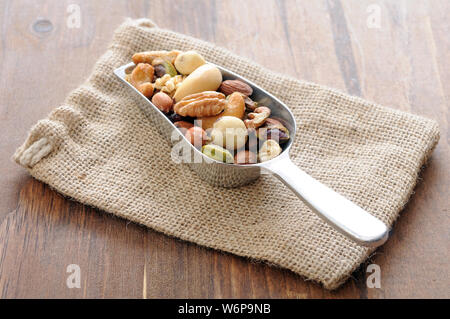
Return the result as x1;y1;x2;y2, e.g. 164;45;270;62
0;0;448;298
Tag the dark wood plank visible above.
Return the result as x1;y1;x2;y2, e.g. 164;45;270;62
338;0;450;298
0;0;448;298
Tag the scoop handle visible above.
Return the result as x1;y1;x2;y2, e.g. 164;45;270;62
262;153;389;247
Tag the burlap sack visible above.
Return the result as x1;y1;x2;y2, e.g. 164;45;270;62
13;19;439;289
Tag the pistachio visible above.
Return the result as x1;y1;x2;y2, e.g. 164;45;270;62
153;64;166;78
202;144;234;164
257;118;290;143
150;57;178;77
244;96;258;111
162;61;178;77
258;140;282;162
210;116;248;150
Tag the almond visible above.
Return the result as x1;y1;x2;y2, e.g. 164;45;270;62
219;80;253;96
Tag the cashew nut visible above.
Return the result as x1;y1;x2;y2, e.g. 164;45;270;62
244;106;271;129
129;63;155;97
258;140;282;162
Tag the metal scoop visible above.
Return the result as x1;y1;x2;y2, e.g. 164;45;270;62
114;62;389;247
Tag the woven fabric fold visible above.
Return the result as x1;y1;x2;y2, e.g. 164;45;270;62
14;19;439;289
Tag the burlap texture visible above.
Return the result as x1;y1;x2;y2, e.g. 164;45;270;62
13;19;439;289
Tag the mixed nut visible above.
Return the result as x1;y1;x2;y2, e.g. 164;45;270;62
127;50;290;164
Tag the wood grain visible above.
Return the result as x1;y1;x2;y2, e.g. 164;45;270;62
0;0;448;298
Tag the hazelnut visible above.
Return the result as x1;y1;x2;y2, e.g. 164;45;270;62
234;150;257;164
185;126;208;148
151;92;174;113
